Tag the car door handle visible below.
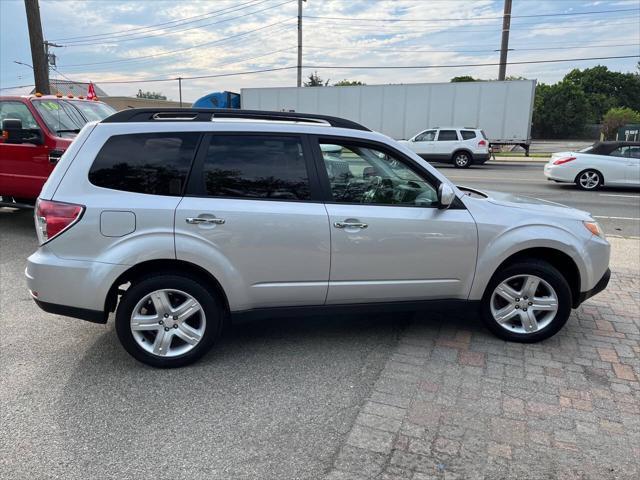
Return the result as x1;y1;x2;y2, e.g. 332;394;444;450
186;217;225;225
334;221;368;229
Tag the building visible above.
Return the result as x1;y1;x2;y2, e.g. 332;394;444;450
30;80;109;97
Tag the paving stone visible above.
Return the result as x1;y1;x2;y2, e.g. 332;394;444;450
327;270;640;480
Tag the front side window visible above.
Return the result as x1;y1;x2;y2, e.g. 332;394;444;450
319;141;438;206
437;130;458;141
415;130;436;142
89;132;200;195
461;130;476;140
628;146;640;159
0;101;39;129
201;135;310;200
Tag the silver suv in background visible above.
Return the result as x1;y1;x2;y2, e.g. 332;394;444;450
27;109;610;367
399;127;490;168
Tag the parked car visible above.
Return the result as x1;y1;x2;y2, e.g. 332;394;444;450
26;109;610;368
0;94;116;206
544;141;640;190
398;127;490;168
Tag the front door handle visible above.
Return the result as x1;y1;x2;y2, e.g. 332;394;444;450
334;221;368;229
186;217;225;225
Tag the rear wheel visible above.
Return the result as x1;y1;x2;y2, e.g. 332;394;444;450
452;151;472;168
115;274;223;367
481;260;572;343
575;169;602;190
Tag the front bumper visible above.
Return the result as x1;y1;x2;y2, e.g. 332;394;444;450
575;268;611;307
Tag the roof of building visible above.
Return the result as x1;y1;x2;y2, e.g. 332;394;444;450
29;80;108;97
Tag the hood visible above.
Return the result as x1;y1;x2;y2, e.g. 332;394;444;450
466;188;592;221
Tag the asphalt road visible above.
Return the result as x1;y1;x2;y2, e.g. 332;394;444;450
0;209;405;480
436;160;640;238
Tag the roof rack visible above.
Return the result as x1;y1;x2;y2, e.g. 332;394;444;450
102;108;371;131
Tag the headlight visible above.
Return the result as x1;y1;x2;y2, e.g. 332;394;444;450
583;221;604;238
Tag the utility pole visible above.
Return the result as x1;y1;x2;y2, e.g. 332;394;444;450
498;0;512;81
178;77;183;107
297;0;305;87
24;0;50;94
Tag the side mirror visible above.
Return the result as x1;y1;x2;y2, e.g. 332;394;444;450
2;118;42;145
437;183;456;209
2;118;23;143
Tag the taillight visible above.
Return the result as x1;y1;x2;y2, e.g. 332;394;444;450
553;156;576;165
478;139;487;147
35;199;84;245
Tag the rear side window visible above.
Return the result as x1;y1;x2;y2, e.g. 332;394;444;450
89;132;200;195
201;135;310;200
460;130;476;140
437;130;458;141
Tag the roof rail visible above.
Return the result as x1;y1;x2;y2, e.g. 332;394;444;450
102;108;371;131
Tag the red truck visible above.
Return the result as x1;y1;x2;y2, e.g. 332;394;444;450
0;94;116;207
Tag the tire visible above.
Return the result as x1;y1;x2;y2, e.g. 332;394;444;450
575;169;602;190
115;274;223;368
480;259;572;343
452;151;472;168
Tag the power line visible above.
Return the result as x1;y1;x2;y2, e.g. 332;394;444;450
302;43;640;54
302;7;640;23
50;0;269;42
58;18;296;68
63;0;295;46
99;66;298;84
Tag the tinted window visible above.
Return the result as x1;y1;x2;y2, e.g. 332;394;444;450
202;135;310;200
460;130;476;140
437;130;458;141
415;130;436;142
628;146;640;159
319;141;438;206
89;132;200;195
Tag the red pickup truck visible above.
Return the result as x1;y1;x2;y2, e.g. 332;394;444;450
0;94;116;207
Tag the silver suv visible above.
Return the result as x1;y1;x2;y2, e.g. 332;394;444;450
26;109;611;368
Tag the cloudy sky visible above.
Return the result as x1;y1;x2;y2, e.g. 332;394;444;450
1;0;638;101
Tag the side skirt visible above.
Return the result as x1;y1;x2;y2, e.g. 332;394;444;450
231;299;480;324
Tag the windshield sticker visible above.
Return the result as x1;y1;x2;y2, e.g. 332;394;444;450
41;101;60;111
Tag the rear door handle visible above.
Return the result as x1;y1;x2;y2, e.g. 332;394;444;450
334;221;368;229
186;217;225;225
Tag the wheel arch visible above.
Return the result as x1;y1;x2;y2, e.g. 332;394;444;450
451;148;474;161
485;247;582;308
104;259;230;319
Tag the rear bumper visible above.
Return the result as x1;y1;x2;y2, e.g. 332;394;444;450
575;268;610;307
473;153;490;162
33;298;106;323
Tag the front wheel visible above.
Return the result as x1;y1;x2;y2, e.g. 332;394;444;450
453;152;471;168
115;274;223;367
576;169;602;190
481;260;572;343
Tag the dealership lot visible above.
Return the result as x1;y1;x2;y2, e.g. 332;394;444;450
1;163;638;479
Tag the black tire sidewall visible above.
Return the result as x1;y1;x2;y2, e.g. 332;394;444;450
115;274;222;368
481;260;572;343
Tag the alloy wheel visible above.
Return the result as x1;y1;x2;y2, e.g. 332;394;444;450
130;289;206;357
454;154;470;167
579;171;600;189
489;274;558;334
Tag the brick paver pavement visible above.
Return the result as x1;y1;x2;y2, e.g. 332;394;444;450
327;269;640;480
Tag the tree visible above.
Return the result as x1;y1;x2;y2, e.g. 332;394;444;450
450;76;478;82
136;89;167;100
564;66;640;122
601;107;640;140
303;71;329;87
333;79;366;86
532;81;591;138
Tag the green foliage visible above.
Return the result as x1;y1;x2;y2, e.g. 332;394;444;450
333;79;366;86
304;71;329;87
450;76;478;82
601;107;640;140
532;81;591;138
136;89;167;100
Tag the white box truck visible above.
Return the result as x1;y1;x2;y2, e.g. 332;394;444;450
241;80;536;154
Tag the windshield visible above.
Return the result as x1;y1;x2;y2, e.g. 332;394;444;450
69;100;115;122
31;99;115;138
